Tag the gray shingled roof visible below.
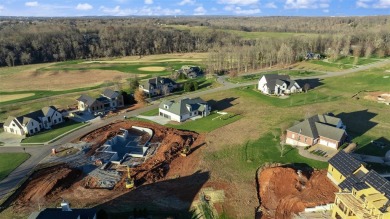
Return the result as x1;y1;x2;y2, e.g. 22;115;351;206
5;106;58;127
42;106;57;117
102;89;119;99
77;94;96;106
159;97;207;116
28;208;96;219
287;114;345;142
263;74;290;91
328;150;363;177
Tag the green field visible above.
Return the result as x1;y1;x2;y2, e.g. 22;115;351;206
21;121;85;144
0;153;30;181
228;70;324;83
167;112;242;133
235;87;341;108
206;133;327;181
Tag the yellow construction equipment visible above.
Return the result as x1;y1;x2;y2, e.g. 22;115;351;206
180;145;191;157
125;166;134;189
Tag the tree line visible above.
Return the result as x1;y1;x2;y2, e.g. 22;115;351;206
0;16;389;68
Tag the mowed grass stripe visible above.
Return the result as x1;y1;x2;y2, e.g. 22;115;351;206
0;153;30;181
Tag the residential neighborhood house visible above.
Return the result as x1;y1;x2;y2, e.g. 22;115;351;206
139;76;177;96
177;65;203;78
285;114;347;149
258;74;302;95
77;89;124;114
3;106;63;136
28;200;97;219
327;151;390;219
159;97;211;122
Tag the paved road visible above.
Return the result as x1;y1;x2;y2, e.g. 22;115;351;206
1;57;389;202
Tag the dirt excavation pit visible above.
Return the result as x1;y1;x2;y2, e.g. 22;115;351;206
9;120;205;214
364;92;390;105
257;166;338;219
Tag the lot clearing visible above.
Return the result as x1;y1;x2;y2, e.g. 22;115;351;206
257;166;337;219
3;120;210;218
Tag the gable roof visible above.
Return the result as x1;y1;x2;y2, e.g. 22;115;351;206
4;106;59;128
28;208;96;219
361;170;390;199
339;175;370;191
159;97;207;116
102;89;119;99
328;150;363;177
77;94;96;106
42;106;57;117
141;77;176;91
287;114;345;142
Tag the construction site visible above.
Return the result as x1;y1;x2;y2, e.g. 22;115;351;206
256;165;338;219
5;120;208;217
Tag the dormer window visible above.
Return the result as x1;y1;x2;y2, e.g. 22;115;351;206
164;105;169;109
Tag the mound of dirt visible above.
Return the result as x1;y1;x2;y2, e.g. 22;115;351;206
257;166;337;219
14;165;81;210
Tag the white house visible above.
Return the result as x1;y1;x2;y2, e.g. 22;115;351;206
258;74;302;95
3;106;63;136
158;97;211;122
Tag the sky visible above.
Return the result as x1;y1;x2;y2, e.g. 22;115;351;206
0;0;389;17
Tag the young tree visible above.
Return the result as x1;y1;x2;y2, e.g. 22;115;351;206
192;81;199;91
279;135;287;157
134;89;146;104
129;76;140;92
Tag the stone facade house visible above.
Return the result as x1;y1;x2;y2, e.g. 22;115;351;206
258;74;302;95
77;89;124;114
159;97;211;122
286;114;347;149
3;106;63;136
139;77;177;96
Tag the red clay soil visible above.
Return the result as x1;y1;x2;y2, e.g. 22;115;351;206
10;120;207;214
258;166;338;219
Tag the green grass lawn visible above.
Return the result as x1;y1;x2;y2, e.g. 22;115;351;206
235;87;341;108
140;108;159;116
329;56;380;66
228;70;323;83
0;153;30;181
22;121;85;144
206;133;327;181
166;112;242;133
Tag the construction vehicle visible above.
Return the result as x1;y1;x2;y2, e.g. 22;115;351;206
125;166;134;189
180;145;191;157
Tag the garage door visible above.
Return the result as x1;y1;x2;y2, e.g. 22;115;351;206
319;139;337;149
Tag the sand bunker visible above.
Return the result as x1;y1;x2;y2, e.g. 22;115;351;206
138;66;166;72
0;93;35;102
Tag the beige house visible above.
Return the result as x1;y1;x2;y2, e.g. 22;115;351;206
77;89;124;114
286;114;347;149
3;106;63;136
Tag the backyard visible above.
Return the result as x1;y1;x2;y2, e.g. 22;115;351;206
0;153;30;181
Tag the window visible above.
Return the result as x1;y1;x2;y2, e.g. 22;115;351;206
34;128;38;132
292;134;295;138
54;119;57;124
304;137;307;142
59;118;62;122
30;129;33;134
48;117;51;122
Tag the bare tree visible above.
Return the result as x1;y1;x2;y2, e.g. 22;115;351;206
303;83;310;93
279;135;287;157
134;89;147;104
271;129;279;140
162;84;170;96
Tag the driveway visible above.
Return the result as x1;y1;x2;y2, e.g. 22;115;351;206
136;115;170;125
0;132;24;146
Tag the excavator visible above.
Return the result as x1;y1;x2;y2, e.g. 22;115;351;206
125;166;134;189
180;145;191;157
